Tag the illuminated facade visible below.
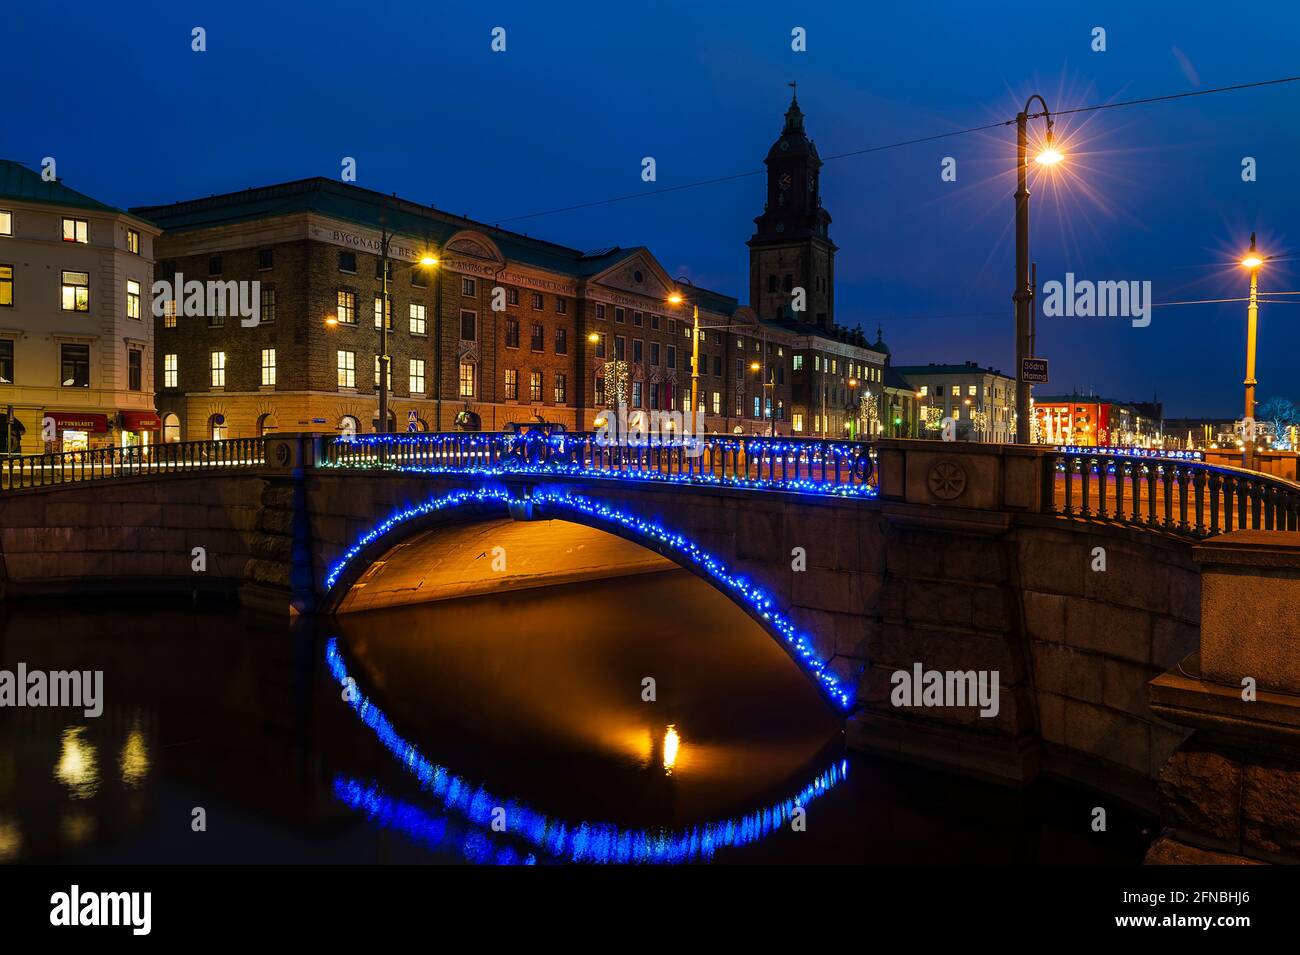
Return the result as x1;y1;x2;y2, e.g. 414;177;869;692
134;96;916;443
1033;395;1161;447
135;180;793;441
892;362;1017;443
0;160;161;452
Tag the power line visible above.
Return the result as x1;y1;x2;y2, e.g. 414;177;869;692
1040;75;1300;119
1153;289;1300;307
497;75;1300;224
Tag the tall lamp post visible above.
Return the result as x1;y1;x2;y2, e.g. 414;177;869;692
335;218;436;434
1013;94;1063;444
1239;233;1269;469
846;378;859;439
669;282;782;436
667;278;701;435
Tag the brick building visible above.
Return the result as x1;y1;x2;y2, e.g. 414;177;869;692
134;94;897;443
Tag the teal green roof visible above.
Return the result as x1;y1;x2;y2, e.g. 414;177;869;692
893;363;1012;378
0;159;132;215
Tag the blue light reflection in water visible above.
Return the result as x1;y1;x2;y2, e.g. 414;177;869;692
327;638;847;864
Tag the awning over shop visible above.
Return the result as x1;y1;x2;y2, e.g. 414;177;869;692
43;412;110;433
120;411;161;431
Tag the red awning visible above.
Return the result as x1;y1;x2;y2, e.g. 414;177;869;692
44;412;110;433
121;411;161;431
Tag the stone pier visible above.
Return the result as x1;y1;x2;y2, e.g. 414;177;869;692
1147;530;1300;864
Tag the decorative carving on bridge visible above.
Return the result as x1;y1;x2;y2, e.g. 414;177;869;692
927;459;968;501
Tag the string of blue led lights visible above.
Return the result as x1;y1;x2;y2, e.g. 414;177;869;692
321;485;855;708
327;638;849;864
325;432;877;498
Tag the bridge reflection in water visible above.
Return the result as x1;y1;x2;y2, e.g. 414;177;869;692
0;575;1153;864
327;636;847;865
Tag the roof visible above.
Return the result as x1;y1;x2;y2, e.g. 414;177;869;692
133;177;589;273
883;366;914;391
0;159;146;221
892;362;1012;379
132;178;739;311
1034;395;1142;408
768;315;887;355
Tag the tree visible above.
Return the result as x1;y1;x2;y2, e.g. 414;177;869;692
1256;396;1298;450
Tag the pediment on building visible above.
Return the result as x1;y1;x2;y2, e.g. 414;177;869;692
586;248;677;300
444;230;505;268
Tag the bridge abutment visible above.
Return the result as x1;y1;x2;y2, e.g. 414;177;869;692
1147;530;1300;864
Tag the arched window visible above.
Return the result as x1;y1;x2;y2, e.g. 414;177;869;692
163;413;181;443
208;413;227;441
256;413;279;436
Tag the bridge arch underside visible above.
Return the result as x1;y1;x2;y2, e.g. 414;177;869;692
320;498;849;711
330;513;677;613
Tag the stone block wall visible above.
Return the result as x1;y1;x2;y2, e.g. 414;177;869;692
1016;517;1199;800
0;474;266;596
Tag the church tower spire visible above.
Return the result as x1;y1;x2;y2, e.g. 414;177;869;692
748;86;837;330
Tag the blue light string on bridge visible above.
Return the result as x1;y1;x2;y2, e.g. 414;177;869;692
326;638;848;864
322;485;854;709
325;433;877;499
329;460;875;498
339;431;871;458
1053;445;1203;461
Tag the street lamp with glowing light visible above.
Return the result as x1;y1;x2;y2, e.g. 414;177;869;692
1013;93;1063;444
1238;233;1270;469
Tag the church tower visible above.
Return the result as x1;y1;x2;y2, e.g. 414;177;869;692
748;87;837;330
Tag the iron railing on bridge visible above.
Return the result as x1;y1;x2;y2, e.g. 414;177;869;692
0;438;265;491
323;432;877;496
1046;448;1300;538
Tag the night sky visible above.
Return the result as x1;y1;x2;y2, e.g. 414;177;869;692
5;0;1297;416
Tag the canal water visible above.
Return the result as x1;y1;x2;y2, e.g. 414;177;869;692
0;571;1152;864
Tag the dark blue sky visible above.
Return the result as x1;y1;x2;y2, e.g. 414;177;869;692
6;0;1297;416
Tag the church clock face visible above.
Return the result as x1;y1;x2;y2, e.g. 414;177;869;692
778;172;792;191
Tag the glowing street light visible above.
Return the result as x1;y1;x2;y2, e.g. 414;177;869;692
1239;232;1268;469
1035;129;1064;166
1013;94;1063;444
667;279;701;435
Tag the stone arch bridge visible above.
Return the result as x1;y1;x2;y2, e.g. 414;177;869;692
1;431;1298;864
